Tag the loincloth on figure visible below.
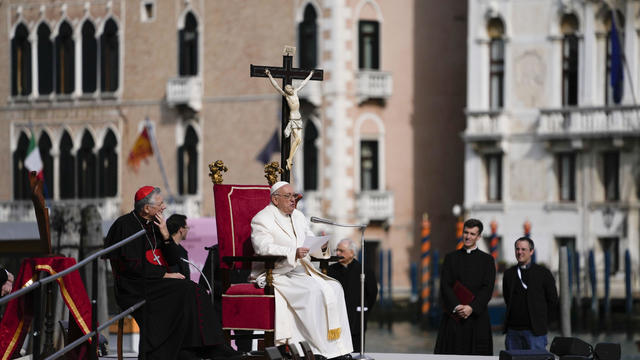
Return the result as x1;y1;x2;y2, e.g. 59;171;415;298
284;118;303;138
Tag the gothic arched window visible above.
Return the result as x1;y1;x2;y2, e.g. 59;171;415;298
55;21;74;94
11;23;32;96
98;129;118;197
360;140;379;191
303;120;318;191
359;20;379;70
77;130;96;198
37;23;53;95
82;21;98;93
298;4;317;69
59;131;75;199
13;132;30;200
39;132;54;199
488;17;505;109
179;12;198;76
178;125;198;195
561;14;579;106
101;19;119;92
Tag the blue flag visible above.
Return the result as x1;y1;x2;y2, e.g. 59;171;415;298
256;128;280;164
610;15;623;104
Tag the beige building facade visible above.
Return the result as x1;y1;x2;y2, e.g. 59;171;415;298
1;0;467;298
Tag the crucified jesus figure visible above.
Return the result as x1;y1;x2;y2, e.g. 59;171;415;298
265;68;314;171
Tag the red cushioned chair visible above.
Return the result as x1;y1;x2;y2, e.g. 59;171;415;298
213;184;285;348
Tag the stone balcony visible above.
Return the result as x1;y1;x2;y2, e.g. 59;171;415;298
356;190;394;222
0;195;201;223
356;70;393;103
538;106;640;138
298;191;322;219
165;195;202;219
0;198;122;222
295;80;322;107
463;110;506;141
166;76;202;111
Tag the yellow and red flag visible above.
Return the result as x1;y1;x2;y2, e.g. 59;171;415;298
127;127;153;171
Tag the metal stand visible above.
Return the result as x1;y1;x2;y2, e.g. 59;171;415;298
352;224;374;360
309;217;373;360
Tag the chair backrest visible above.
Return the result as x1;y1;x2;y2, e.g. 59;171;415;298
213;184;271;269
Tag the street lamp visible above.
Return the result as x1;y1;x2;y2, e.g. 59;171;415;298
452;204;464;250
452;204;462;218
602;206;614;229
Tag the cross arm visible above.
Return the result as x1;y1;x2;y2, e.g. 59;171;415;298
250;64;324;81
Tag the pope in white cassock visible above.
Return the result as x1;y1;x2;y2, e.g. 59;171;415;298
250;181;353;359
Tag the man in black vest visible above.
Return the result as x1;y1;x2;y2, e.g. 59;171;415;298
503;237;558;350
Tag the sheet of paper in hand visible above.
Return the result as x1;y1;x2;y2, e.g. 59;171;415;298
302;235;331;253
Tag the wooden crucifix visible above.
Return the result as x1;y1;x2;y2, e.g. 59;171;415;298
250;46;324;182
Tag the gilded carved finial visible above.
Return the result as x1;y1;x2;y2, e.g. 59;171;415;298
264;161;283;186
209;160;228;184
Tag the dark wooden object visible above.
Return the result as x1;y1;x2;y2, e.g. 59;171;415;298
250;55;323;182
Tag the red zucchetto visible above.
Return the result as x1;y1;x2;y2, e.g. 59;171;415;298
134;186;155;202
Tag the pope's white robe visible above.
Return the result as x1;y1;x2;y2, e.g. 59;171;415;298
250;204;353;358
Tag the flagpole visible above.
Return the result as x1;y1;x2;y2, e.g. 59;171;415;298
145;118;174;203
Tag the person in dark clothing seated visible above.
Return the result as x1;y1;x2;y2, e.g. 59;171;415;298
0;267;13;297
104;186;244;360
166;214;191;279
327;239;378;353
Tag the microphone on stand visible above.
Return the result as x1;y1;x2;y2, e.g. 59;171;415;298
310;216;335;225
311;216;366;228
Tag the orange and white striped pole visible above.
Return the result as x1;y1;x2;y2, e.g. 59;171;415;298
455;217;464;250
524;219;534;263
420;213;432;316
490;220;499;262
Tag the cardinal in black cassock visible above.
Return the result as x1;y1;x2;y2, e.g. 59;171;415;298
434;219;496;355
104;186;240;360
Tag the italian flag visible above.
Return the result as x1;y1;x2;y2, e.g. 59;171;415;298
24;132;43;179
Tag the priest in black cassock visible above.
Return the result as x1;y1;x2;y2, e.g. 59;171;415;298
166;213;191;278
434;218;496;355
104;186;242;360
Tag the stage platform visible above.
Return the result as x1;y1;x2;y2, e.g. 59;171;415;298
354;354;498;360
99;353;499;359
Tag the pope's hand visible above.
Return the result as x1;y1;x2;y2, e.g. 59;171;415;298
296;247;310;259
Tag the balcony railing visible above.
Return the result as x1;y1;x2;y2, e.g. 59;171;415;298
464;110;505;140
538;106;640;138
166;76;202;111
165;195;202;218
0;198;122;222
356;70;393;102
299;191;322;219
295;80;322;107
356;190;394;222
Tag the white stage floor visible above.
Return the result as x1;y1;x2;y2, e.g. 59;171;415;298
357;354;498;360
99;352;499;359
